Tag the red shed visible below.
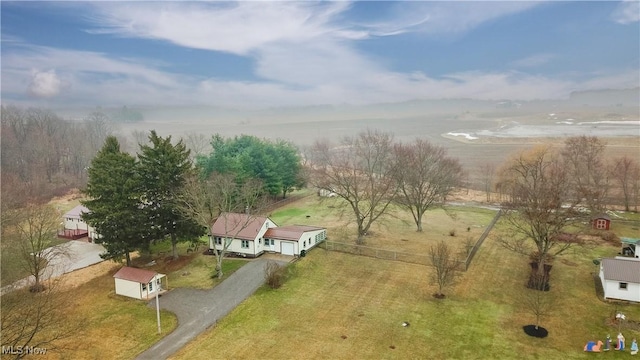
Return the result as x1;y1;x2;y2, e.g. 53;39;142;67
592;213;611;230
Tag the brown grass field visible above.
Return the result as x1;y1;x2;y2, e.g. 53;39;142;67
170;196;640;360
4;180;640;359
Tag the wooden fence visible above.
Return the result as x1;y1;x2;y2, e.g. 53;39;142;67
263;193;313;213
320;209;503;271
461;209;502;270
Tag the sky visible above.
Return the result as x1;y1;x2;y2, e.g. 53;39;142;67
1;1;639;109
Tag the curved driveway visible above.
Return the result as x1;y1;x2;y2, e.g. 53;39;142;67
136;258;287;360
0;240;105;296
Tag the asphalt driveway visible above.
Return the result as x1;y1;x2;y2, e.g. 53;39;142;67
136;257;288;360
0;240;105;295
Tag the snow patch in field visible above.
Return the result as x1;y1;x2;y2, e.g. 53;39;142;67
447;132;478;140
577;120;640;125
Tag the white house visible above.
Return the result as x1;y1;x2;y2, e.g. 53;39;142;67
599;258;640;303
264;225;327;256
59;205;98;241
113;267;167;300
209;213;327;257
209;213;277;258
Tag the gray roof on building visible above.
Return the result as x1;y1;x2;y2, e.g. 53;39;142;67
601;258;640;283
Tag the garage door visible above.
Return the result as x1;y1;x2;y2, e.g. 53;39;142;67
281;242;295;256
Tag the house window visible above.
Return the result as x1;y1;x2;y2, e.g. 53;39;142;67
303;241;306;248
259;238;262;245
265;239;273;246
215;237;222;245
149;281;153;291
596;219;607;229
142;283;147;291
620;282;628;290
241;240;250;249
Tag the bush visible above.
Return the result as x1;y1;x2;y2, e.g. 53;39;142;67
264;261;286;289
600;231;620;245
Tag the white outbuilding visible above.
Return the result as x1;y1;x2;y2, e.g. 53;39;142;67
113;267;167;300
599;258;640;303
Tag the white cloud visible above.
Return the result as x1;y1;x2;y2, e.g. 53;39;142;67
2;2;637;109
374;1;541;35
86;2;353;55
28;69;63;98
3;40;638;109
511;53;556;68
611;0;640;24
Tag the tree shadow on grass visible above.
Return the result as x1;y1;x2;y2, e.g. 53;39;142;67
523;325;548;338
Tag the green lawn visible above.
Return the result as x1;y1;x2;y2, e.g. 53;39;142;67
166;254;248;289
269;195;498;256
172;199;640;360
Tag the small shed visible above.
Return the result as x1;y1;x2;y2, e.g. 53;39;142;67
591;213;611;230
599;258;640;303
113;267;167;300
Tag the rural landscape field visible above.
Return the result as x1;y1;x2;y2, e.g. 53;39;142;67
2;2;640;360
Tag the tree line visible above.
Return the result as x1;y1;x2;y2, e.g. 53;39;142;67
307;129;464;244
496;136;639;290
82;132;304;267
1;106;113;209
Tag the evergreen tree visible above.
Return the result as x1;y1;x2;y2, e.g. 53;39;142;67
275;140;304;198
138;131;203;259
198;134;303;198
82;136;148;266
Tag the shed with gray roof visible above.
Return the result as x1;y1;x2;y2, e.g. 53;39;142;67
599;258;640;302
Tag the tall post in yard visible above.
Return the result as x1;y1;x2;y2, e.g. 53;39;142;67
155;274;161;334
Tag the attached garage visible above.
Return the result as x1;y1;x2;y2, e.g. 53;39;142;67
264;225;327;256
281;241;295;256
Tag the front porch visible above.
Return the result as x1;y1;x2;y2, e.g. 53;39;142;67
58;229;89;240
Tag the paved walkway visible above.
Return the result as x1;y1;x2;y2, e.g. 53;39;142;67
136;257;288;360
0;240;105;295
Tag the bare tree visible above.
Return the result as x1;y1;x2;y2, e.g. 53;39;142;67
521;276;555;336
84;110;113;154
183;132;210;160
131;129;149;148
13;205;69;292
478;162;497;202
498;146;584;288
180;173;265;278
393;139;463;232
428;241;459;298
562;136;608;211
309;129;397;244
610;155;640;212
1;280;78;359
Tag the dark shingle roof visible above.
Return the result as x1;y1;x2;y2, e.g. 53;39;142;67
592;213;611;221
